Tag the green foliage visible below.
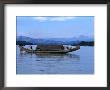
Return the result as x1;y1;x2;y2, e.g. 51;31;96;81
16;41;33;46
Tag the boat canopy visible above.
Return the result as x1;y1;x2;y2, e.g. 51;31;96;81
36;44;64;51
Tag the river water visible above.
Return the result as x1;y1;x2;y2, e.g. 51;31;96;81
16;45;94;74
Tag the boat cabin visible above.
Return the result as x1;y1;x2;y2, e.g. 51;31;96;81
36;44;64;51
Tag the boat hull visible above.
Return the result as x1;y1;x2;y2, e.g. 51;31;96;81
18;45;80;54
26;50;69;54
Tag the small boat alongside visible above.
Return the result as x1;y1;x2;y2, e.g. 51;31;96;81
18;44;80;54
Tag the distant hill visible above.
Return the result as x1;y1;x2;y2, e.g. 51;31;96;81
16;36;94;46
76;35;94;41
79;41;94;46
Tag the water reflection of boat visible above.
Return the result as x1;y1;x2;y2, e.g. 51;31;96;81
18;44;80;54
35;53;80;60
19;52;80;61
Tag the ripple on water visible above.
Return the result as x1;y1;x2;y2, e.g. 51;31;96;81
16;46;94;74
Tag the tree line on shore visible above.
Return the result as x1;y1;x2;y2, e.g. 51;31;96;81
16;41;94;46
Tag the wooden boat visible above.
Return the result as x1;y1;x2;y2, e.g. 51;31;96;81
18;44;80;54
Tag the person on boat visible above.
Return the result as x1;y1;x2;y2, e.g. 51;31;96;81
66;46;69;50
31;46;32;49
29;45;33;50
61;45;64;50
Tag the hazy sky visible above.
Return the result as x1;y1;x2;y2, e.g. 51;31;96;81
17;16;94;38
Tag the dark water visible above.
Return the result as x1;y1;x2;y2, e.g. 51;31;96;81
16;45;94;74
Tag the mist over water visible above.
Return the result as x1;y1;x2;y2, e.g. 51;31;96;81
16;45;94;74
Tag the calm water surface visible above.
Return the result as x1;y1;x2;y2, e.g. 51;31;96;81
16;45;94;74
